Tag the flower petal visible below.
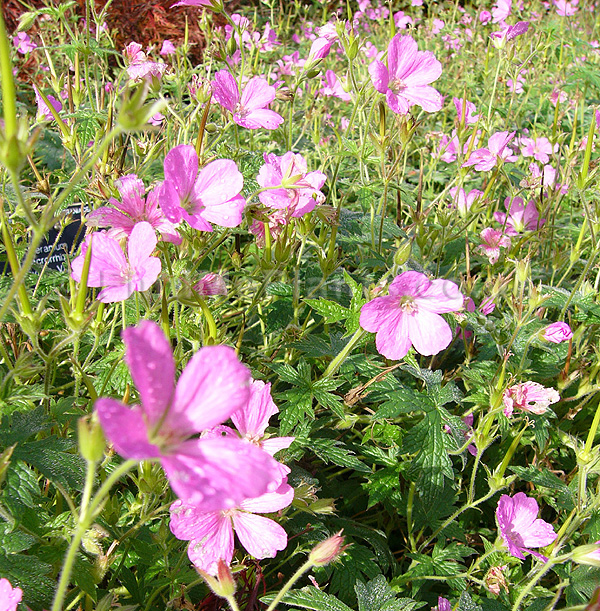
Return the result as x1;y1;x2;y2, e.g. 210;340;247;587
212;69;239;113
233;512;288;559
407;309;453;356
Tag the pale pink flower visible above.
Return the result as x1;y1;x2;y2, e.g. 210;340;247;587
71;222;161;303
172;0;218;7
359;271;463;360
554;0;578;16
95;320;281;509
506;74;525;94
453;97;479;125
431;19;445;34
479;296;496;315
462;131;517;171
527;163;558;190
194;272;227;296
159;144;246;232
13;32;36;53
436;131;461;162
492;0;512;23
257;152;326;217
394;11;414;29
485;565;509;594
369;34;443;115
123;42;166;82
502;381;560;417
88;174;180;244
479;227;511;264
542;322;573;343
320;70;351;102
550;89;568;106
170;482;293;575
212;70;283;130
479;10;492;23
160;40;176;55
306;37;334;63
520;136;557;164
449;187;483;215
494;196;544;235
496;492;557;560
0;578;22;611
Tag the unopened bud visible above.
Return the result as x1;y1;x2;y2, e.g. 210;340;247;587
394;240;411;266
78;415;105;463
571;543;600;567
198;560;236;598
308;531;348;566
485;565;509;595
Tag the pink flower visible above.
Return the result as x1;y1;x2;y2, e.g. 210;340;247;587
34;85;62;121
359;271;463;360
88;174;180;244
306;37;334;63
71;222;161;303
496;492;557;560
433;597;452;611
462;131;517;171
453;97;479;125
554;0;578;16
542;322;573;343
95;320;280;509
502;381;560;417
211;70;283;130
160;40;177;55
492;0;511;23
449;187;483;215
479;296;496;315
194;272;227;296
172;0;218;7
479;10;492;23
0;578;23;611
436;132;461;163
123;42;166;82
479;227;511;264
159;144;246;232
170;482;293;575
520;136;557;164
320;70;351;102
369;34;443;115
494;196;544;235
13;32;36;54
257;152;326;217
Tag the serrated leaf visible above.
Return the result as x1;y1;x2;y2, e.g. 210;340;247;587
457;591;482;611
261;586;353;611
0;523;36;553
1;407;49;446
267;282;294;297
310;438;370;472
305;298;349;324
328;543;381;604
0;552;55;610
356;575;424;611
375;387;434;419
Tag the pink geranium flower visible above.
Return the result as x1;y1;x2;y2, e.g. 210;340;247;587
320;70;351;102
71;222;161;303
95;320;280;509
479;227;511;264
494;196;544;235
492;0;511;23
369;34;443;115
160;40;176;56
88;174;180;244
462;131;517;171
542;322;573;343
449;187;483;215
194;272;227;296
123;42;166;82
520;136;557;164
554;0;578;16
359;271;463;360
34;85;62;121
257;152;326;217
159;144;246;232
170;482;293;575
453;97;479;125
212;70;283;130
496;492;557;560
0;578;23;611
13;32;36;54
502;381;560;417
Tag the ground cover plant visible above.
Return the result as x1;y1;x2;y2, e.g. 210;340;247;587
1;0;600;609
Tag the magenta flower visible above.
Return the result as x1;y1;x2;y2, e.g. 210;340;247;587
172;0;216;6
159;144;246;232
542;322;573;343
71;222;161;303
34;85;62;121
88;174;180;244
520;136;557;164
479;296;496;315
494;196;544;235
123;42;166;82
479;227;511;264
257;152;326;217
496;492;557;560
433;597;452;611
160;40;176;55
170;481;293;575
13;31;36;54
502;381;560;417
369;34;443;115
212;70;283;130
320;70;351;102
194;272;227;296
453;97;479;125
449;187;483;216
359;271;463;360
437;132;461;163
462;131;517;171
0;578;22;611
96;321;280;509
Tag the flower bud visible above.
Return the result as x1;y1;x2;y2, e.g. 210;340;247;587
571;543;600;567
485;565;509;594
394;240;412;266
308;531;348;566
198;560;236;599
78;415;105;463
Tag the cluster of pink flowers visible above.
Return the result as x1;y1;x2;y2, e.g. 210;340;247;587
96;321;293;574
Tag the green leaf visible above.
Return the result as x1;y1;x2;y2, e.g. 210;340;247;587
456;591;482;611
0;522;36;553
355;574;425;611
305;298;349;324
262;586;353;611
267;282;294;297
0;552;55;610
310;438;370;472
363;465;402;509
328;543;381;604
375;387;434;419
1;406;49;446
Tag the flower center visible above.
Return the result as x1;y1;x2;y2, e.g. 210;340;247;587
399;295;418;314
389;78;406;95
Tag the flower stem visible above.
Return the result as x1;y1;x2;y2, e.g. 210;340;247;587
265;559;313;611
321;328;366;380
